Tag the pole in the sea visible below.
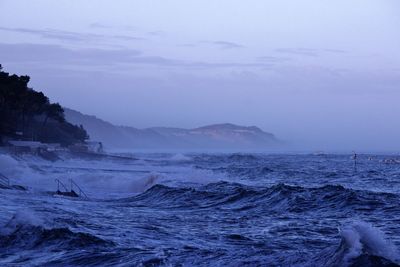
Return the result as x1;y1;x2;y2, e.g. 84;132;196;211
352;151;357;170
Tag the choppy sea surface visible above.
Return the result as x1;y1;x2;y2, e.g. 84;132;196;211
1;152;400;266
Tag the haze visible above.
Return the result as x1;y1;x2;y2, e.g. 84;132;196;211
1;0;399;151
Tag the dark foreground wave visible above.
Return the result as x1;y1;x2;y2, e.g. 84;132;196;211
2;182;399;266
114;182;400;266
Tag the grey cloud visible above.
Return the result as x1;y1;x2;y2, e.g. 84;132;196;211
89;23;111;29
275;48;319;57
324;49;347;54
0;27;87;41
0;43;142;65
178;41;244;50
89;23;137;32
208;41;245;50
257;56;292;63
0;43;271;69
147;31;164;36
178;43;197;48
111;35;144;41
0;27;144;43
275;48;348;57
185;61;272;69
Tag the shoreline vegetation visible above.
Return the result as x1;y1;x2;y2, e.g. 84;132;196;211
0;64;89;147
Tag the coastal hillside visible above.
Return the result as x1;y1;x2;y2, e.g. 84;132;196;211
64;108;278;151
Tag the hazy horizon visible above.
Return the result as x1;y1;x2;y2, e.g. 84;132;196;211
1;0;400;151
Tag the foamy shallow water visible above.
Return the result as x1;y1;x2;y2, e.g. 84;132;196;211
1;152;400;266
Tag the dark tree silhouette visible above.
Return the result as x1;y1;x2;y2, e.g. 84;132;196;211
42;103;65;128
0;64;89;145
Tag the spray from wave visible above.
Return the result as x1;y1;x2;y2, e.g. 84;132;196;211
169;153;193;161
314;221;400;267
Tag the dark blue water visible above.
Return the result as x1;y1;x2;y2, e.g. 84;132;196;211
1;153;400;266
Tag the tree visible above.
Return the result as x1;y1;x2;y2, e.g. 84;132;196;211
21;90;49;135
0;64;89;146
42;103;65;128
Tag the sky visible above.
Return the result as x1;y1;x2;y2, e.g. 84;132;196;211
0;0;400;151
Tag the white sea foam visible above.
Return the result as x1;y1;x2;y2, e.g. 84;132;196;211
340;221;399;266
0;154;22;177
127;167;228;193
169;153;192;161
1;210;44;235
0;152;227;198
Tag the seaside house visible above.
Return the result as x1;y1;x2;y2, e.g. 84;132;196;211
7;140;46;153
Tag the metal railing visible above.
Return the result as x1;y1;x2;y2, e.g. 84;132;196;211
54;178;88;198
55;178;68;192
0;173;10;187
69;179;88;198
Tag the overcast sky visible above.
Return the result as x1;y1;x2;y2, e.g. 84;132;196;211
1;0;400;151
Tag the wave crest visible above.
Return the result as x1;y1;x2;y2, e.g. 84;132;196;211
121;182;400;214
313;221;399;267
0;211;113;251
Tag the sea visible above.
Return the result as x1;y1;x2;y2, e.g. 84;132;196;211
1;152;400;266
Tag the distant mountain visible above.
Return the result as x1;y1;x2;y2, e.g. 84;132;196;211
64;108;279;151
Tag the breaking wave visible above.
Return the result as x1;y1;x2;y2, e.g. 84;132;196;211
169;153;193;161
121;182;400;213
314;221;399;266
0;211;113;252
